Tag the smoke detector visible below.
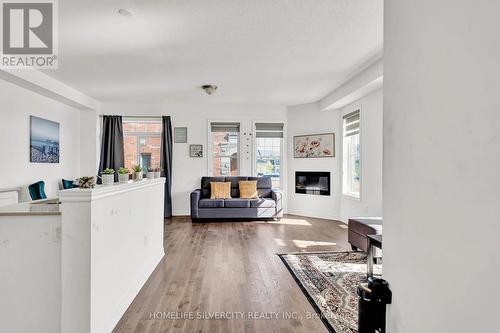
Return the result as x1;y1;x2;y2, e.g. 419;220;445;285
201;84;218;96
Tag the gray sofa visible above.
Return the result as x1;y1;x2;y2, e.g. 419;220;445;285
190;176;283;221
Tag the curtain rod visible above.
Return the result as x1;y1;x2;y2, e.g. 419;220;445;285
99;115;163;119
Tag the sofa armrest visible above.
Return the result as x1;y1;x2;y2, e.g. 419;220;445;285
271;190;283;215
190;189;202;219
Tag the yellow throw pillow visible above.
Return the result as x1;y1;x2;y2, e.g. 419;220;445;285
239;181;258;199
210;182;232;199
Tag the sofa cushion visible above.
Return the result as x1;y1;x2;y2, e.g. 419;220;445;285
201;177;225;198
248;176;272;197
210;182;232;199
225;176;248;198
199;199;225;208
250;198;276;208
224;198;251;208
239;181;258;199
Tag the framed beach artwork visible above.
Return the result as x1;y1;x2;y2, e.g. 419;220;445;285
293;133;335;158
30;116;60;163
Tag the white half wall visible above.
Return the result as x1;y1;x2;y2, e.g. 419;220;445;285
384;1;500;332
286;102;341;220
60;179;165;333
0;79;82;201
100;102;287;216
339;89;383;222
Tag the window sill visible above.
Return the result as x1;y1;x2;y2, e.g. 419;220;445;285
343;193;361;201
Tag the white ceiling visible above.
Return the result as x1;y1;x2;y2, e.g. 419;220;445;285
44;0;383;105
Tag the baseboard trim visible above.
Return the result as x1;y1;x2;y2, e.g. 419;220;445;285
172;210;190;216
286;211;343;222
171;210;346;223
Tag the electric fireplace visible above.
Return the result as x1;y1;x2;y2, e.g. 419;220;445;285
295;171;331;196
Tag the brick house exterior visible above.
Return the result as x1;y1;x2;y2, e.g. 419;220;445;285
123;121;162;171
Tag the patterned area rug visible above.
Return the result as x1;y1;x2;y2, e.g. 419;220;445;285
279;251;382;333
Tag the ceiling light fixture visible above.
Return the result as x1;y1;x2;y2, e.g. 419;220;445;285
118;8;133;17
201;84;218;96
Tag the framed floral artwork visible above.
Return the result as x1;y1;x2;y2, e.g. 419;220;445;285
293;133;335;158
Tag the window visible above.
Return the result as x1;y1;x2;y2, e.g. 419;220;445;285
140;153;151;169
255;123;284;188
123;119;162;171
342;110;361;199
210;122;240;176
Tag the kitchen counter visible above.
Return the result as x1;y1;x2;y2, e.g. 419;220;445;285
0;198;60;216
0;186;21;193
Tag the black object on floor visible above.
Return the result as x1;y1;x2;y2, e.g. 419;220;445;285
357;277;392;333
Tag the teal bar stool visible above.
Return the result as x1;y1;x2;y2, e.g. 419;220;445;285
28;181;47;200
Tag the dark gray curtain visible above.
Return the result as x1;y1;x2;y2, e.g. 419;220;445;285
160;116;173;217
98;115;124;182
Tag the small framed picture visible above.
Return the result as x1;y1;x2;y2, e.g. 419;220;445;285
174;127;188;143
189;144;203;158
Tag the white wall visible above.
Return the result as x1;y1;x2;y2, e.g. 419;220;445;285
0;214;61;333
100;102;287;215
384;1;500;332
79;110;99;176
286;89;383;222
286;102;341;220
339;89;383;221
0;79;82;201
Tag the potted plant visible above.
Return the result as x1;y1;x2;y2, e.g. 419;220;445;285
101;168;115;185
118;167;130;183
132;165;143;181
154;167;161;178
145;166;154;180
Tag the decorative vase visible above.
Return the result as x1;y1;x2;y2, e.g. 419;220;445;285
102;174;114;185
118;173;129;183
77;177;95;188
154;171;161;178
134;172;143;181
146;171;155;180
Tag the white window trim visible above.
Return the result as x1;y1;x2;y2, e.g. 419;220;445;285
207;119;242;176
251;120;287;190
342;107;362;201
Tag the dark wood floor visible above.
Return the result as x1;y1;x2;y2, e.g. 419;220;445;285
113;215;350;333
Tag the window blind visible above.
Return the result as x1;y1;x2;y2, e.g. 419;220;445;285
343;110;360;137
255;122;284;138
210;122;240;132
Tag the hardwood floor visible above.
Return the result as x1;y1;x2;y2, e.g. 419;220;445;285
113;215;350;333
